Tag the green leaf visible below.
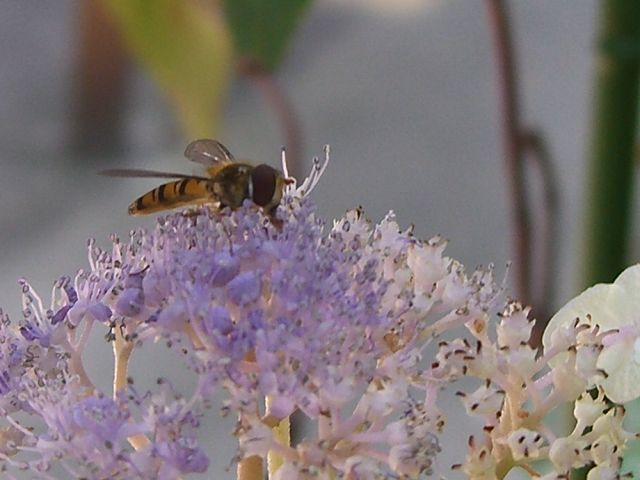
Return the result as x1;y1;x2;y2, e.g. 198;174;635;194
102;0;233;138
222;0;313;71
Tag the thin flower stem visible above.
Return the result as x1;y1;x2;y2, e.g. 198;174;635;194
495;453;516;480
237;455;263;480
237;58;303;179
73;318;94;353
112;327;133;396
237;352;265;480
419;310;468;340
112;327;150;451
266;396;290;477
62;331;96;392
517;464;541;477
68;349;96;392
484;0;531;303
184;321;205;350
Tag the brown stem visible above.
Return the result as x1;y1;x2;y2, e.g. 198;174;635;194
237;58;303;178
521;130;559;347
484;0;531;303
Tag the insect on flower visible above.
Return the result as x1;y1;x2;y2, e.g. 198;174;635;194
102;139;294;216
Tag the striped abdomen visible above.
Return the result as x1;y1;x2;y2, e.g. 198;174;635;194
128;178;211;215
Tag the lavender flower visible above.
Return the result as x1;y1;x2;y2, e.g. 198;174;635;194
0;154;638;479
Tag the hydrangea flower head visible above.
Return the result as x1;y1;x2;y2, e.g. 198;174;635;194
0;149;638;478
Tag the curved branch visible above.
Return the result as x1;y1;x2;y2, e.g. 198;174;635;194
484;0;531;303
522;130;560;347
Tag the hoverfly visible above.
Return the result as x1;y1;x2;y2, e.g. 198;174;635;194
102;139;293;216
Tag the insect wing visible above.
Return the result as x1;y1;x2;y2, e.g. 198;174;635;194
184;139;235;166
100;168;211;182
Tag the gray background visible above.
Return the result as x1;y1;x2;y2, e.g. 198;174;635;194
0;1;604;478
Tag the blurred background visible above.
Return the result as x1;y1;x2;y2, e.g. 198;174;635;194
2;1;639;478
0;0;601;319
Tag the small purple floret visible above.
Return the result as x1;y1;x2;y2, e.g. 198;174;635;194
203;306;233;336
88;303;113;322
115;288;144;317
227;271;261;306
51;304;72;325
0;370;11;395
208;252;241;287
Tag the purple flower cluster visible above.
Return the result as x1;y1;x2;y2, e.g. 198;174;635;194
0;193;485;477
2;191;632;478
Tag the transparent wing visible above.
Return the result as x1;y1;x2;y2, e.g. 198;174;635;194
184;139;235;166
100;168;211;182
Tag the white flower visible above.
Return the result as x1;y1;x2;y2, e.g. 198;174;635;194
543;264;640;403
504;428;545;461
548;437;587;473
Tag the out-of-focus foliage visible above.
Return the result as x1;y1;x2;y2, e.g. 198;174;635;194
222;0;313;71
580;0;640;288
102;0;233;138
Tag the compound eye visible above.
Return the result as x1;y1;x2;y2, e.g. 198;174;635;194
250;164;277;206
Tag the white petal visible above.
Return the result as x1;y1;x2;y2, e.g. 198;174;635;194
597;337;640;403
544;284;626;342
543;264;640;403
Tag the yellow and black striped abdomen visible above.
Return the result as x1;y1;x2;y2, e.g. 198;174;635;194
128;179;212;215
